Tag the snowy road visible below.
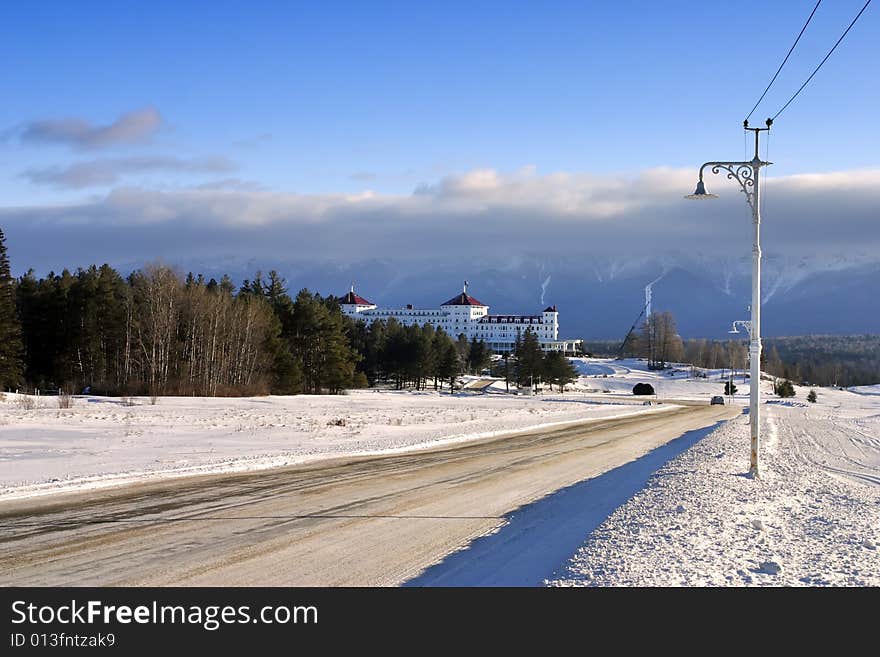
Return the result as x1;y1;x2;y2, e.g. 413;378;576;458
0;404;735;586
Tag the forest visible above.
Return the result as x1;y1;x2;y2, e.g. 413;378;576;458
0;229;578;396
599;317;880;388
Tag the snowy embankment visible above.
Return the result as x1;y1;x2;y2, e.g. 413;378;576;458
0;388;671;500
548;385;880;586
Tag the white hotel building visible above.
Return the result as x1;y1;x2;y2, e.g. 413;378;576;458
340;283;583;354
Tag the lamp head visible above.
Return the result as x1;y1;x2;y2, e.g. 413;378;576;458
685;179;718;200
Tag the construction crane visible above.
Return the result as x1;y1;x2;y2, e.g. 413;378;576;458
617;271;666;358
616;299;649;359
616;275;662;359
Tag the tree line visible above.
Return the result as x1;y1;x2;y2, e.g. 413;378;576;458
1;230;581;395
620;311;687;369
761;335;880;388
492;329;580;393
5;260;359;396
348;319;482;391
347;316;579;393
0;226;360;396
599;308;880;387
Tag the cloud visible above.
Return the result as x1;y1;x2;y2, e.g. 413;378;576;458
22;156;236;188
19;107;163;150
2;166;879;272
349;171;377;182
190;178;266;192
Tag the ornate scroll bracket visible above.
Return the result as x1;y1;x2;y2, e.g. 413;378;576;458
700;161;759;213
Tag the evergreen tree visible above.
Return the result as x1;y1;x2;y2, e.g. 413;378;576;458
775;379;795;398
516;328;543;391
454;333;470;368
290;289;359;394
364;320;388;386
437;340;460;393
0;228;23;389
398;324;427;389
467;336;491;375
807;388;817;403
724;380;737;395
428;327;456;390
417;324;437;390
239;270;301;393
382;318;407;388
14;269;40;385
544;351;578;393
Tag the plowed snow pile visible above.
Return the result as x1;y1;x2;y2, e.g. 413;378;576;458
548;386;880;586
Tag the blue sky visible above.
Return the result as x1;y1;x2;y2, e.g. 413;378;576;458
1;1;878;271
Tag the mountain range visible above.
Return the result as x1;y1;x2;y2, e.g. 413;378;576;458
145;251;880;341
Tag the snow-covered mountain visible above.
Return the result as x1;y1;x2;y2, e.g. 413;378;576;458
153;251;880;340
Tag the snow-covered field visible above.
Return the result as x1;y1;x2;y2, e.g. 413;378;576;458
568;357;760;400
0;382;672;500
2;357;878;586
548;384;880;586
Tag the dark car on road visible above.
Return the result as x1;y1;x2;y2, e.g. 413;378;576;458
710;396;725;405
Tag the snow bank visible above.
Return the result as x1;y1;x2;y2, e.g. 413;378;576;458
547;386;880;586
850;384;880;396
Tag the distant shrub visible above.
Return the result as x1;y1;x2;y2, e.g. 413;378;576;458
57;391;74;409
807;389;817;403
633;383;655;396
16;395;37;410
775;380;796;398
724;381;737;395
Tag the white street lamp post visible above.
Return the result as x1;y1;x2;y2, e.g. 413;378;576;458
687;119;772;478
728;319;752;397
729;319;753;338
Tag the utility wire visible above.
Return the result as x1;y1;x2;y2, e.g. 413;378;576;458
745;0;822;122
772;0;873;120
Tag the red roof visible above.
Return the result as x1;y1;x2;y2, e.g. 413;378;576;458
441;292;487;307
340;290;373;305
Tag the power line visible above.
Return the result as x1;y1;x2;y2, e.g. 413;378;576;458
772;0;873;121
745;0;822;122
